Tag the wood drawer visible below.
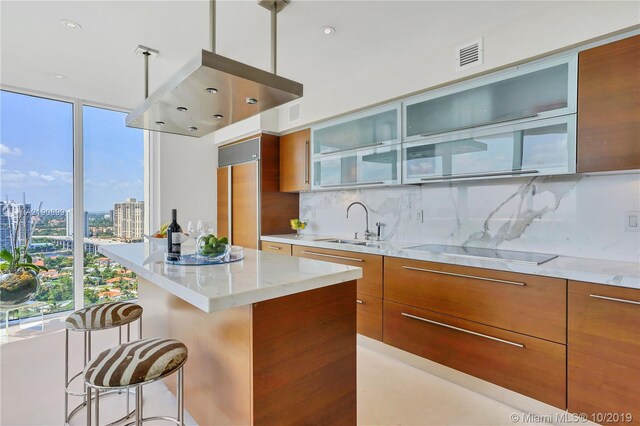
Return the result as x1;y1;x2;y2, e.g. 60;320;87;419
292;245;383;298
356;293;382;341
261;241;292;255
384;300;566;409
568;281;640;424
384;257;566;344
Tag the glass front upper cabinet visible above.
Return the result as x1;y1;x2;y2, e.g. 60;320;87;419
402;115;576;184
403;54;577;142
312;144;401;189
312;102;401;156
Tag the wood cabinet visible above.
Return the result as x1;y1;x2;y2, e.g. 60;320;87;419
568;281;640;425
384;300;567;408
217;134;299;249
292;245;383;341
280;128;310;192
292;245;383;298
384;257;567;344
261;241;292;256
577;35;640;172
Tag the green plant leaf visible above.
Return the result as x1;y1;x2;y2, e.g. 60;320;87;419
0;249;13;263
25;253;33;263
0;262;8;272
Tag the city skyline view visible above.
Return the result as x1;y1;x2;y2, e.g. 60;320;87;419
1;90;144;211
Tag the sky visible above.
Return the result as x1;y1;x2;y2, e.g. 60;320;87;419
1;90;144;212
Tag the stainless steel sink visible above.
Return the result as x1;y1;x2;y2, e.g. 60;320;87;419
324;239;369;246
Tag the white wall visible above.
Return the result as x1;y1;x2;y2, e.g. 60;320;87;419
152;132;218;232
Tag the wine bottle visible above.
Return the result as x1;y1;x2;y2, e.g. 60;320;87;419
166;209;182;261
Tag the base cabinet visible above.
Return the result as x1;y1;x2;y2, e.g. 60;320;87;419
383;300;567;408
568;281;640;425
356;293;383;341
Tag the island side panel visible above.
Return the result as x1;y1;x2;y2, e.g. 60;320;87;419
138;278;253;425
251;280;357;425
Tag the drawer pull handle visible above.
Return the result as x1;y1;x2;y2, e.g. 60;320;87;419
401;312;525;348
300;251;364;262
356;299;364;304
401;266;525;287
268;246;281;250
589;294;640;306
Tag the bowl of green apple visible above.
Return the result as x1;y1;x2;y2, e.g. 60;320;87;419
197;234;230;261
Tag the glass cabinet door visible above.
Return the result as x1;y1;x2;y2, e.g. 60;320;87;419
404;55;577;141
312;103;400;155
402;115;576;184
312;144;401;189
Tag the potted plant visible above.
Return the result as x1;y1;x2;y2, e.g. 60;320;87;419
0;203;46;308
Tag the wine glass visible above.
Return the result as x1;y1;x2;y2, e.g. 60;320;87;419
187;221;197;240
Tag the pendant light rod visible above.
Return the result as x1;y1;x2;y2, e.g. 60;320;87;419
210;0;216;53
134;45;159;100
258;0;290;75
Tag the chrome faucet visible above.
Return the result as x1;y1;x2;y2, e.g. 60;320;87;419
346;202;376;241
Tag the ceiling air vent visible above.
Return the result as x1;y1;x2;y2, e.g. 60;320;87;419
456;39;483;71
289;103;300;122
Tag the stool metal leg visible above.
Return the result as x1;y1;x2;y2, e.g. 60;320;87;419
178;367;184;425
87;386;92;426
135;385;143;426
64;329;69;422
95;388;100;425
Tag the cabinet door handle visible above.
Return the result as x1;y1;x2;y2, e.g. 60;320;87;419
320;142;384;155
304;140;310;185
420;169;539;182
300;251;364;263
356;299;364;304
401;266;525;286
589;294;640;306
321;181;385;188
401;312;524;348
267;246;281;250
419;113;540;137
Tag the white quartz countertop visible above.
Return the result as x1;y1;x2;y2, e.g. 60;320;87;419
261;234;640;290
99;243;362;313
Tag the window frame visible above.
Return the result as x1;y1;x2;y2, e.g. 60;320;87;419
0;84;151;314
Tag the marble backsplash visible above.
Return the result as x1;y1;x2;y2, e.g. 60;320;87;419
298;173;640;263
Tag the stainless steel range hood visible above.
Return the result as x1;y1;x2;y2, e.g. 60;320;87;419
126;0;302;138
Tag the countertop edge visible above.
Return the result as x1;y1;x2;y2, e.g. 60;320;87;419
261;235;640;290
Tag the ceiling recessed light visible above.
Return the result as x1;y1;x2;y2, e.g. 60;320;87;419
53;74;67;79
321;26;335;35
155;121;165;126
61;19;81;29
177;106;188;112
205;87;218;94
188;126;198;132
245;98;258;105
213;114;223;120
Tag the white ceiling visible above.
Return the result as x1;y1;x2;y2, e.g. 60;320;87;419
2;1;639;128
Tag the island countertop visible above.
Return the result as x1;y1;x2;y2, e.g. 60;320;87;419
99;242;362;313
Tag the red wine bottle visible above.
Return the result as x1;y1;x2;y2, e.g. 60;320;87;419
166;209;182;261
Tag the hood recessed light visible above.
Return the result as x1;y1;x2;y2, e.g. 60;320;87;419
61;19;81;29
188;126;198;132
321;26;335;35
205;87;218;94
245;98;258;105
177;106;188;112
213;114;223;120
53;74;67;79
155;121;165;126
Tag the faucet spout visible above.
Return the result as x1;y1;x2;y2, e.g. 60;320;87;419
347;202;375;240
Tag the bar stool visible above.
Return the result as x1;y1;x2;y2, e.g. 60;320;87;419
64;302;143;425
84;337;188;426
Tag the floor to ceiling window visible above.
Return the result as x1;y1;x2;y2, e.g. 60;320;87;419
0;90;75;316
0;89;147;320
83;105;144;305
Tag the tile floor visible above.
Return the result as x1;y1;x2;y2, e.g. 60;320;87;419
1;319;539;426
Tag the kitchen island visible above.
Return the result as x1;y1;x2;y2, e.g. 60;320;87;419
99;243;362;425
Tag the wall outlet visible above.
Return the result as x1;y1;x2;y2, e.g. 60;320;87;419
415;210;424;223
625;211;639;232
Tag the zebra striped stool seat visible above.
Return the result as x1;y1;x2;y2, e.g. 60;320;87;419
84;338;188;426
65;302;143;331
84;338;188;388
